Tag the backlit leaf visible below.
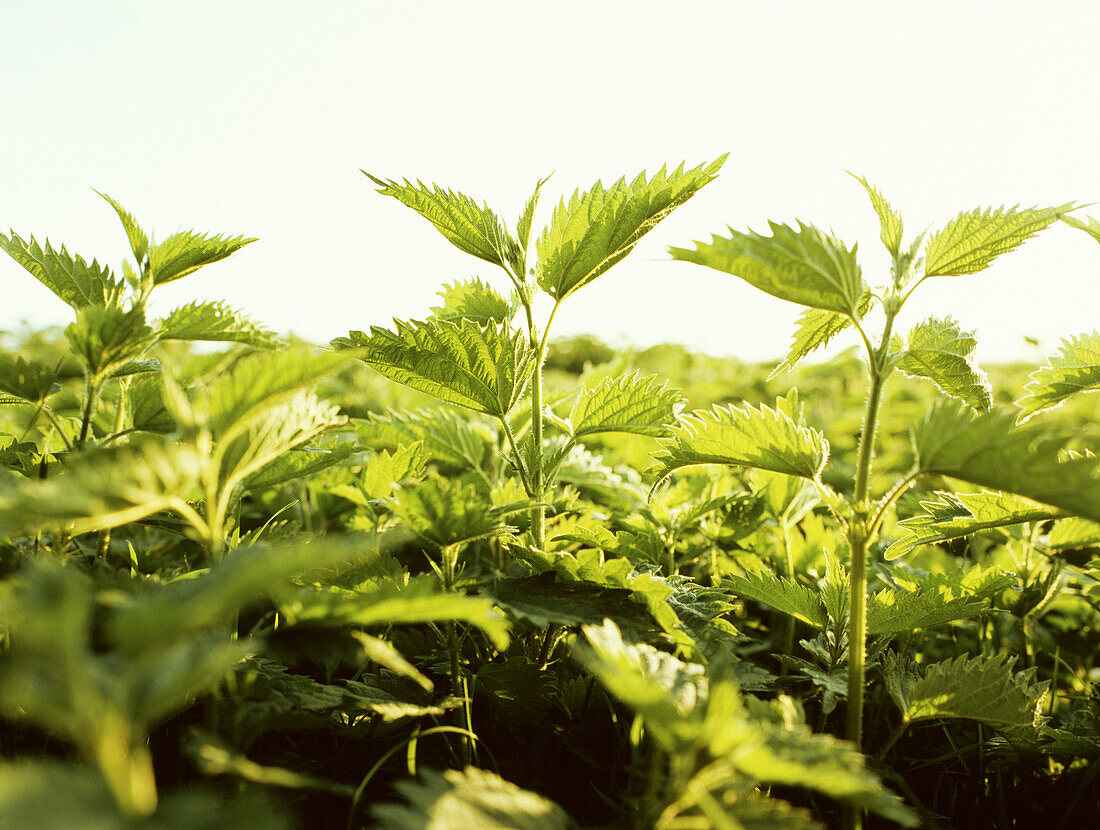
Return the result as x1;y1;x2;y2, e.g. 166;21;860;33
372;766;572;830
912;399;1100;522
148;229;256;285
1017;332;1100;420
159;300;278;348
365;172;518;270
923;203;1069;278
0;231;123;309
650;402;828;485
430;278;516;326
898;317;992;410
335;318;535;418
724;570;827;629
538;155;726;301
64;305;156;378
95;190;149;265
0;354;58;403
671;220;866;315
1059;212;1100;244
357;408;491;470
770;292;874;377
569;372;683;438
849;173;903;256
244;435;360;491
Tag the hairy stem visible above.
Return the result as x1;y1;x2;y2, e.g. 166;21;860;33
77;375;103;448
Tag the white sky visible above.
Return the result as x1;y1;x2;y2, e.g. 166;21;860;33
3;1;1100;363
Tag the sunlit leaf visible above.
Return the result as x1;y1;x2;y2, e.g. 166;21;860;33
923;203;1069;278
95;190;149;265
538;155;726;301
365;172;518;270
148;229;256;285
899;317;991;410
0;231;124;309
335;318;535;418
724;570;827;629
569;372;683;438
849;172;903;256
357;408;492;470
430;278;516;325
770;292;874;377
671;220;866;315
0;354;59;403
1017;332;1100;420
650;402;828;486
159;300;278;348
64;305;156;378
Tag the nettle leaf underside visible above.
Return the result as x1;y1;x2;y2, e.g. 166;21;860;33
1017;331;1100;420
849;172;903;256
671;220;866;315
922;203;1070;278
334;318;535;418
650;402;828;485
430;278;516;326
159;300;278;348
537;155;727;301
148;230;256;285
569;372;683;438
771;291;875;377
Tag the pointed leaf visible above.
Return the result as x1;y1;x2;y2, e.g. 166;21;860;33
883;652;1048;728
651;402;828;485
64;305;156;378
0;231;123;309
886;490;1059;559
334;318;535;418
537;155;726;301
849;173;903;256
0;440;203;536
244;435;360;491
1048;516;1100;551
515;174;551;273
390;477;510;550
0;354;58;403
430;278;516;325
357;408;491;470
569;372;683;438
358;443;428;500
159;300;278;348
128;377;175;433
912;399;1100;522
1059;212;1100;244
371;766;572;830
923;203;1069;278
95;190;149;265
1017;331;1100;420
671;220;866;315
365;172;518;270
867;587;990;634
899;317;992;410
148;230;256;285
724;569;827;629
770;292;874;377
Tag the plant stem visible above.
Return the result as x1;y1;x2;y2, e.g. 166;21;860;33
77;375;103;448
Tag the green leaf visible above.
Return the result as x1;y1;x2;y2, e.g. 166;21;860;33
0;440;202;536
1059;212;1100;244
849;172;903;256
244;435;360;491
650;402;828;485
148;230;256;285
485;573;653;631
159;300;278;348
0;354;58;403
280;575;510;650
95;190;149;265
64;305;156;378
0;231;123;309
355;443;428;501
390;477;511;550
898;317;992;410
866;587;989;635
371;766;573;830
365;172;518;270
1017;332;1100;420
923;203;1069;278
357;408;492;470
885;490;1059;559
723;569;827;629
770;292;874;377
514;174;551;274
671;220;866;315
569;372;683;438
128;377;175;433
537;155;726;301
912;399;1100;522
883;652;1048;728
335;318;535;418
203;348;351;434
1048;516;1100;551
430;278;516;325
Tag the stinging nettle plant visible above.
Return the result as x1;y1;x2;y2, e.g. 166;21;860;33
661;174;1100;823
334;157;726;551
